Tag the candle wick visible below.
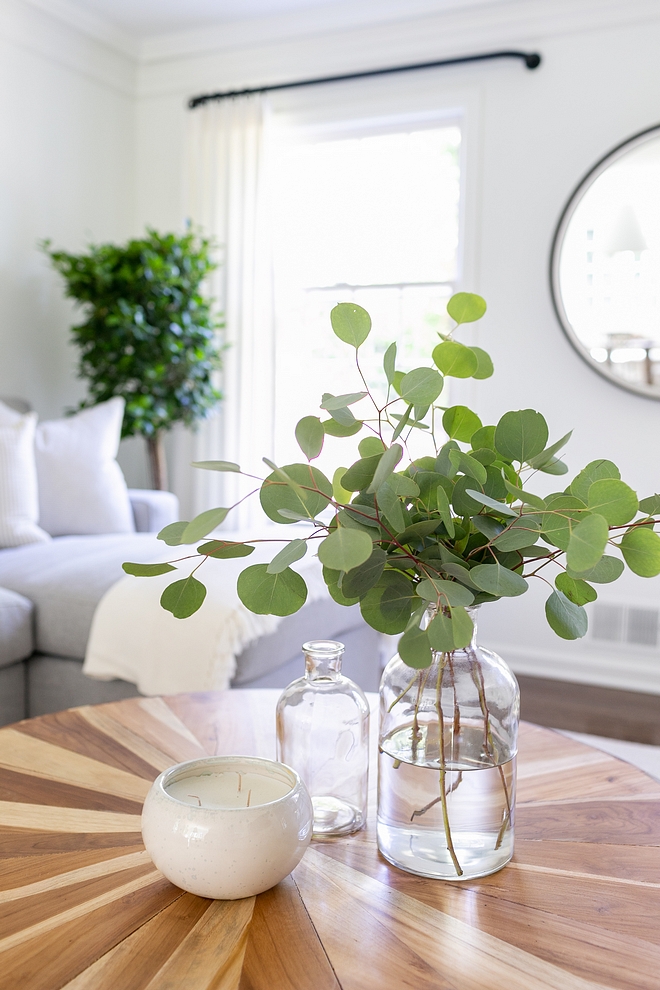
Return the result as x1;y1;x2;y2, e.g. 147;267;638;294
188;794;202;807
237;772;243;793
246;789;252;808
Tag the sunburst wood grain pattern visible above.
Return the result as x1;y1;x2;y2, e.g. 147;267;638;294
0;690;657;989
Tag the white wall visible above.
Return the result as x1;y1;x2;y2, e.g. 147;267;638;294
4;0;658;689
132;0;660;691
0;0;142;477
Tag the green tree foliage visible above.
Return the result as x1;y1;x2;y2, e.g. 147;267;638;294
125;294;660;667
45;228;222;488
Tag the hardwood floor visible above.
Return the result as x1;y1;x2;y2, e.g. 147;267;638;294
517;674;660;745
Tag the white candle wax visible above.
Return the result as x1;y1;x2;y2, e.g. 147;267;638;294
165;769;291;809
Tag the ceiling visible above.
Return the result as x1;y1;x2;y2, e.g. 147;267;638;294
33;0;498;42
67;0;341;38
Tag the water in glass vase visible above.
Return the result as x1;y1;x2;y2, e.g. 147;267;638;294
377;721;515;881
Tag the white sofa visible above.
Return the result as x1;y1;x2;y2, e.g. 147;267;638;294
0;488;381;726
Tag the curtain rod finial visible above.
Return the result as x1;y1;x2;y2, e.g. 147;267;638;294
525;53;541;69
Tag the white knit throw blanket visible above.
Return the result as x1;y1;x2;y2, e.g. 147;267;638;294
83;531;328;695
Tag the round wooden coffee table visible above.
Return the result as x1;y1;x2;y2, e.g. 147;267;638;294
0;690;658;989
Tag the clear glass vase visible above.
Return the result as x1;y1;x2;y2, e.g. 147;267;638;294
276;640;370;836
378;606;519;880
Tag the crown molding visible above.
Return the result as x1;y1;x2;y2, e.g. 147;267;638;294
140;0;506;63
1;0;136;94
136;0;660;100
20;0;138;57
140;0;660;64
11;0;660;73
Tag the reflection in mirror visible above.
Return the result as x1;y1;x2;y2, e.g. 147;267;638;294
551;125;660;398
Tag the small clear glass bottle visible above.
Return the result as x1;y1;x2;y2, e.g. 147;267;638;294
276;640;370;836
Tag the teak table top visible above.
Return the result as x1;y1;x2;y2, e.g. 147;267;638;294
0;690;658;990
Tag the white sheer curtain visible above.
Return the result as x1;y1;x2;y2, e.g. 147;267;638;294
173;94;275;525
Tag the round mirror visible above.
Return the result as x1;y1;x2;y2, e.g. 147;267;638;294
551;124;660;398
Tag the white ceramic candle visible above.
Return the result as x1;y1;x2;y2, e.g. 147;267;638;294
141;755;313;899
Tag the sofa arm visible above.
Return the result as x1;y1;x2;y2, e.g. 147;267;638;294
128;489;180;533
0;586;33;668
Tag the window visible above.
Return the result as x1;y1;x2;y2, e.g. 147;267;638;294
267;118;463;471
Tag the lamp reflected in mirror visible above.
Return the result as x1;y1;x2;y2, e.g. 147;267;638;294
551;124;660;398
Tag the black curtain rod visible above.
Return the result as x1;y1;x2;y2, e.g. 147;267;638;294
188;49;541;109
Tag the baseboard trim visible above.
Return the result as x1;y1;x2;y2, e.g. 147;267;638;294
517;674;660;745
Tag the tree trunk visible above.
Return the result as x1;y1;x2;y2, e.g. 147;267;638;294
147;433;168;491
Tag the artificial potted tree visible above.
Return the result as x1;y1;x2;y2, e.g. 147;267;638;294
45;228;222;489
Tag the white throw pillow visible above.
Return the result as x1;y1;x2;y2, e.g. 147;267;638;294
0;413;51;548
35;397;135;537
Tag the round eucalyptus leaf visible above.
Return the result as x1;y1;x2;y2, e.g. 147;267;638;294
555;572;597;605
368;444;403;493
493;517;541;551
452;476;488;517
322;566;360;607
432;340;479;378
389;473;420;498
327;404;356;427
376;481;407;534
620;526;660;577
160;576;207;619
181;507;230;543
330;302;371;347
538;457;568;476
639;494;660;515
469;448;497;467
260;463;332;524
545;589;588;640
332;467;351;505
398;625;433;669
587;478;638;526
470;347;494;379
541;494;588;550
494;409;548;464
360;572;416;633
566;513;608;572
191;460;241;473
472;515;505;541
237;564;308;616
322;419;362;438
462;487;517;518
427;607;474;651
123;562;176;577
450;450;487;486
295;416;324;461
266;539;308;574
400;367;444;405
318;528;373;572
442;405;482;443
569;459;620;503
470;562;528;597
158;521;189;546
359;437;386;457
342;547;387;598
416;579;474;607
320;391;368;411
197;541;255;559
470;425;496;451
383;342;397;385
341;453;383;492
566;554;624;584
446;292;487;324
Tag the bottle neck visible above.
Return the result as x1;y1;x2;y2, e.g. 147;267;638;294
424;604;479;651
303;640;345;681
